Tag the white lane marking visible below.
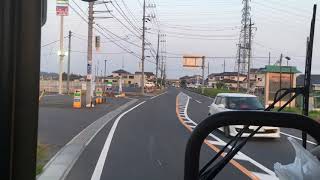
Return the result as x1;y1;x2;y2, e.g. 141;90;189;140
150;91;167;99
178;92;277;179
280;132;317;145
194;99;202;104
90;101;146;180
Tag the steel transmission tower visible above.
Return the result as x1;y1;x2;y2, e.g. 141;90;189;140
239;0;251;74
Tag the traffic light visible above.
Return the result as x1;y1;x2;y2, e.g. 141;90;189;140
95;36;101;50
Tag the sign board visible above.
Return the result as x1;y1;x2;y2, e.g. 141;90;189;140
105;81;112;87
183;56;204;68
96;88;103;97
56;0;69;16
95;36;101;51
73;89;82;108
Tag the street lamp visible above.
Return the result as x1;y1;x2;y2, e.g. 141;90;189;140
279;55;291;107
285;56;292;107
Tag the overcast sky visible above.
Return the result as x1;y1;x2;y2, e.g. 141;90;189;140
41;0;320;79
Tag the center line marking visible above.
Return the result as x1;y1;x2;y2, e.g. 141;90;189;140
150;91;167;99
194;99;202;104
91;101;146;180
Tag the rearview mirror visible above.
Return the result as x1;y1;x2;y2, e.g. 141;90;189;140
217;104;225;109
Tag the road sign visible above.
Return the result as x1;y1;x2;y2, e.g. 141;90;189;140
183;56;204;68
73;89;81;108
106;81;112;87
56;0;69;16
56;6;69;16
96;88;103;97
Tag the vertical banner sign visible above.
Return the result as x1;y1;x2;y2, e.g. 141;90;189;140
95;36;101;51
87;63;92;80
73;89;82;108
56;0;69;16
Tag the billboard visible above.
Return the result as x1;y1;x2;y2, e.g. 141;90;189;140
56;0;69;16
182;56;204;68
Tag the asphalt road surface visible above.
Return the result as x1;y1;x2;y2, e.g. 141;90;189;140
62;87;317;180
38;95;130;162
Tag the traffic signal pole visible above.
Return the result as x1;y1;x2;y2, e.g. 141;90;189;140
86;1;94;107
58;15;65;94
141;0;146;95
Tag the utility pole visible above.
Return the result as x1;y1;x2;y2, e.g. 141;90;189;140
247;18;253;90
279;53;283;107
67;30;72;94
201;56;205;94
237;44;241;91
141;0;146;95
223;59;226;72
160;59;164;87
268;52;271;65
155;32;160;87
58;15;65;94
207;62;210;76
86;1;94;107
104;59;107;78
104;59;107;91
163;62;167;87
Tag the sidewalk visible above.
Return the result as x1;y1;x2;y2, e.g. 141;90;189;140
38;94;130;165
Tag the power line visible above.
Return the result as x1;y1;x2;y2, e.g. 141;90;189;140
103;3;141;38
70;50;128;55
69;2;143;60
120;0;140;24
110;1;141;35
70;0;88;16
41;36;68;47
97;24;142;48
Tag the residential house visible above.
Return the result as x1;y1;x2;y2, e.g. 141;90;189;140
134;72;156;87
179;75;203;87
208;72;247;89
105;69;135;86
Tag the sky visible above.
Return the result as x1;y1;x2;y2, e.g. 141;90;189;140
41;0;320;79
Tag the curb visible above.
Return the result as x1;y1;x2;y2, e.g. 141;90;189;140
37;99;138;180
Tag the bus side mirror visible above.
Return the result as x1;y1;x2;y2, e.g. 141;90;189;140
41;0;47;26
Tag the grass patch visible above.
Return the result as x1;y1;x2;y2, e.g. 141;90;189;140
37;143;48;175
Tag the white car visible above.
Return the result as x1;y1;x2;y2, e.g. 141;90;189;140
208;93;280;138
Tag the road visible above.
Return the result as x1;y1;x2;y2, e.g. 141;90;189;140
60;87;316;180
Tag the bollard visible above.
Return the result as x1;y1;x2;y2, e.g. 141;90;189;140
73;89;81;108
95;88;103;104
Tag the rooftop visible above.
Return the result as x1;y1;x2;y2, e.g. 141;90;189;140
261;65;300;73
135;72;155;76
112;69;131;74
296;74;320;86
